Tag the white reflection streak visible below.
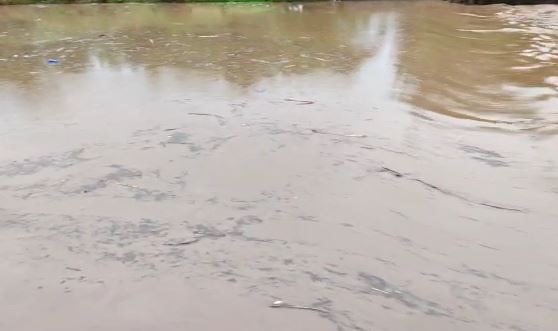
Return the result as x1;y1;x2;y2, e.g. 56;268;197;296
353;13;399;102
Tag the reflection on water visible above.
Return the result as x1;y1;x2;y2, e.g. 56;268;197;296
0;3;375;86
399;3;558;130
0;2;557;132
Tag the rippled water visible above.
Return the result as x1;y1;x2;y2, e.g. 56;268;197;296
1;3;558;331
1;2;557;131
400;4;558;129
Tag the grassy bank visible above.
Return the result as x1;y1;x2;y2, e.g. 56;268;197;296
1;0;556;5
1;0;279;4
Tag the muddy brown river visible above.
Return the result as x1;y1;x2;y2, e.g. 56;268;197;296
1;2;557;331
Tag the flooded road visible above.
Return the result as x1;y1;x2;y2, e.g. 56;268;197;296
1;2;557;331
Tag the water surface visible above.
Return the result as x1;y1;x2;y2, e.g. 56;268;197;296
0;3;557;331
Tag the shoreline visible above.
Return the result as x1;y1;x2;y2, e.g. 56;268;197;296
1;0;558;6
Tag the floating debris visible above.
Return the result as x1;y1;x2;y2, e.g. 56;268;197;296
116;183;141;190
284;98;315;105
379;167;404;178
270;300;285;308
311;129;367;138
188;112;224;119
378;166;525;212
269;300;329;314
163;238;200;246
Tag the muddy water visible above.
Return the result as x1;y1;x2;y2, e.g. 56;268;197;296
1;2;557;331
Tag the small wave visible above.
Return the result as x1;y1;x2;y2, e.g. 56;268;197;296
457;13;491;18
457;28;527;33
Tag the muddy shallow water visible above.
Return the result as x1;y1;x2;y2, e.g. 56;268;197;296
1;2;557;331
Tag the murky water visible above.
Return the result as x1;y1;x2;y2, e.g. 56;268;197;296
1;2;557;129
1;2;557;331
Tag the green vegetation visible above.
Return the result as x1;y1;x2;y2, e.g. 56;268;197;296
1;0;284;4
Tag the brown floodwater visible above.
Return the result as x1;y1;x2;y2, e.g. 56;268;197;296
0;2;557;331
